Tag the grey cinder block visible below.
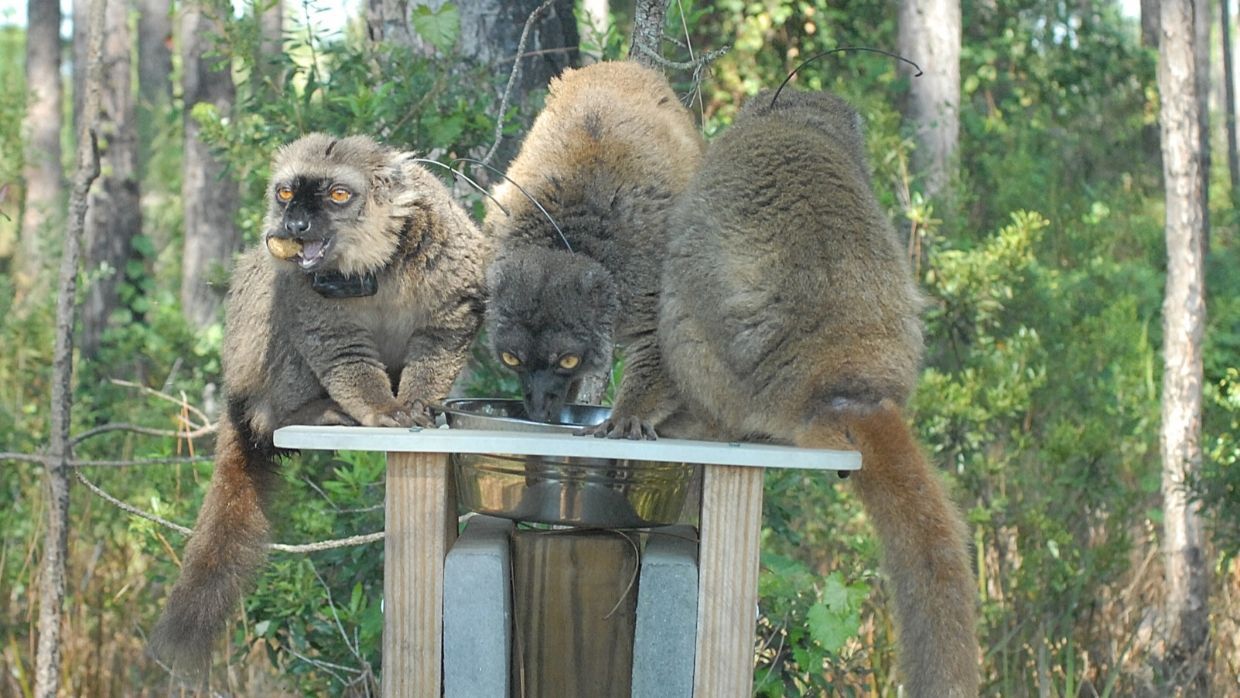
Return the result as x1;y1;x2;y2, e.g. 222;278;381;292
632;525;699;698
443;515;514;698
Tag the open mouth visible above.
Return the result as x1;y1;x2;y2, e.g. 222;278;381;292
295;237;333;271
266;234;335;271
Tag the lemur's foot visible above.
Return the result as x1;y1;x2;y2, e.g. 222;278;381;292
577;415;657;440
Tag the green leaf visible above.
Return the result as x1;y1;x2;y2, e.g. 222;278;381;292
411;3;460;53
807;600;856;654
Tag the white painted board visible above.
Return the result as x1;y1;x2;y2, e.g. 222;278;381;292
273;425;860;471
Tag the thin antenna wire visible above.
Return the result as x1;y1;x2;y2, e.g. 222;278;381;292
453;157;574;253
408;157;510;216
770;47;924;107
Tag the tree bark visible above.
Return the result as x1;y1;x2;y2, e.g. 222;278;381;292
629;0;666;68
1157;0;1211;692
256;0;284;87
1225;0;1240;208
180;1;241;330
80;0;142;354
17;0;64;300
34;0;105;692
136;0;172;179
899;0;962;199
365;0;417;45
137;0;172;108
1145;0;1162;46
1195;0;1212;254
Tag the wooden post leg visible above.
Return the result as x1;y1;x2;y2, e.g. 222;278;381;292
383;451;456;698
693;465;764;698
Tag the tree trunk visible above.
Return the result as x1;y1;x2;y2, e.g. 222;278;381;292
256;0;284;86
629;0;666;68
137;0;172;108
1195;0;1212;254
1225;0;1240;208
16;0;64;302
34;0;105;690
581;0;609;63
899;0;962;200
1157;0;1211;692
180;1;241;330
80;0;142;355
1145;0;1163;46
365;0;417;45
136;0;172;177
458;0;578;167
260;0;283;57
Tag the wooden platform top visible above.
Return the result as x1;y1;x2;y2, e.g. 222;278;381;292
273;425;861;471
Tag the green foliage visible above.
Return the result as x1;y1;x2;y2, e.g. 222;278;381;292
410;3;461;53
755;552;871;697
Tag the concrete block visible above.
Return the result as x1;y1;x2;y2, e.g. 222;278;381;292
443;515;514;698
632;525;699;698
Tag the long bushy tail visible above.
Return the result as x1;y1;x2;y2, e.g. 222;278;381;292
150;416;279;680
799;401;979;698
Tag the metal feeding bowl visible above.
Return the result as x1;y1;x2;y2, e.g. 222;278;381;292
438;398;694;527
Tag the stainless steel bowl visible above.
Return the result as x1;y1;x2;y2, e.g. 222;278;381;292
439;398;694;527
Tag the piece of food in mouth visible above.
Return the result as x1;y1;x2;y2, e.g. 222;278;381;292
266;236;303;260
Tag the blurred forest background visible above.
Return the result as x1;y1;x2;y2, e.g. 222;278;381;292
0;0;1237;695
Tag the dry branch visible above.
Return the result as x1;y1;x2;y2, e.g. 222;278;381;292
629;0;668;69
35;0;106;693
479;0;557;168
74;471;385;553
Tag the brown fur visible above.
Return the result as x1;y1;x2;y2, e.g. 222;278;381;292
651;91;979;696
483;62;703;428
151;134;488;679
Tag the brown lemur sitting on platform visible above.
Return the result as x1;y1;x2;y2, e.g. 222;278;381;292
632;89;978;696
482;61;703;435
150;134;488;679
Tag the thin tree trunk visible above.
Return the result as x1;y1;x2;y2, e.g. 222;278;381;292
1226;0;1240;207
81;0;141;354
72;0;87;135
136;0;172;181
260;0;283;56
257;0;284;86
581;0;609;63
1195;0;1212;254
1157;0;1211;692
137;0;172;108
1145;0;1163;46
629;0;666;68
34;0;105;692
899;0;962;199
17;0;64;302
180;1;241;329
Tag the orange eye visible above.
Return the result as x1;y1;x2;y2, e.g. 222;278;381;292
500;351;522;367
329;187;352;204
558;354;580;370
276;186;294;202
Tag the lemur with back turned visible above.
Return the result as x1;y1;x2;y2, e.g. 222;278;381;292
151;134;488;679
483;61;703;435
641;90;979;696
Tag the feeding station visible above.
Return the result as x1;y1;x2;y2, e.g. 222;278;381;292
274;400;860;698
